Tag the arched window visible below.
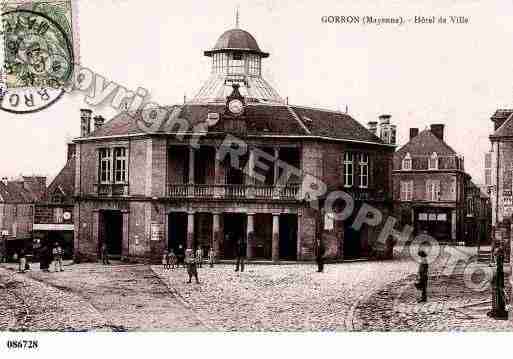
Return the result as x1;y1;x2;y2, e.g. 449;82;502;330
402;153;412;170
429;152;438;170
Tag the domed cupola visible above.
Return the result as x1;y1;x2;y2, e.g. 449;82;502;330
192;19;283;104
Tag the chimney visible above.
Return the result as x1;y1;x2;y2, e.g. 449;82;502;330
430;124;445;141
94;115;105;130
80;109;92;137
67;143;76;161
378;114;392;144
379;114;391;125
22;176;47;199
367;121;378;135
409;128;419;140
390;124;397;145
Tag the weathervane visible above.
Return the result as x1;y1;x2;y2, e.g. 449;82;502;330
235;5;240;28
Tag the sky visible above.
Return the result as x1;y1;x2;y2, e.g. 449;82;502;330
1;0;513;183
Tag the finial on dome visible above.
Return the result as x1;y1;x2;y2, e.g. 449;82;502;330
235;5;240;28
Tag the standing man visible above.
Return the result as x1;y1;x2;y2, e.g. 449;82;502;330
196;246;203;268
185;249;199;284
235;236;246;272
18;248;27;273
315;238;325;273
101;243;110;265
416;250;429;303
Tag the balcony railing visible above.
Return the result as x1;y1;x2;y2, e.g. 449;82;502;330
344;187;388;202
94;183;129;197
167;184;301;201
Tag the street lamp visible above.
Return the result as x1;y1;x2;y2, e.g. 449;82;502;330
1;230;9;263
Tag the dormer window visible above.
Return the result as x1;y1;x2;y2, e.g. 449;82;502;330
429;152;438;170
402;153;412;170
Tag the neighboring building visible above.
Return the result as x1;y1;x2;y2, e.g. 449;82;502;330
488;109;513;251
393;125;477;244
463;181;491;246
0;176;46;259
33;143;76;259
73;26;396;263
484;151;492;189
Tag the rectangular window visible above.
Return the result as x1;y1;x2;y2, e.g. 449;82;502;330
343;152;354;187
54;207;63;224
359;154;369;188
400;181;413;201
114;147;128;183
99;148;112;184
99;147;128;184
426;180;440;201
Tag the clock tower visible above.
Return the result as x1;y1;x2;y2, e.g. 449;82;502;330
223;84;247;135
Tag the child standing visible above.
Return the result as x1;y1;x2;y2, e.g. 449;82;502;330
52;243;64;272
168;250;177;270
162;252;169;269
195;247;203;268
208;247;215;268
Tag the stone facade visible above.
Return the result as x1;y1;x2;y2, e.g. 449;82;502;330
73;26;396;263
393;125;487;245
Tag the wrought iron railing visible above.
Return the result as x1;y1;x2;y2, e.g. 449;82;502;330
94;183;129;196
167;183;301;200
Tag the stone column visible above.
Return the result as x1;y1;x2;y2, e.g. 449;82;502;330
188;147;195;184
187;212;195;250
122;210;130;259
272;214;280;263
212;213;221;260
247;213;255;259
93;210;100;260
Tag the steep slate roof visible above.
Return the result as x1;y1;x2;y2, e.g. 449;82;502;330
395;129;457;157
85;104;386;145
43;156;76;204
0;181;38;203
491;111;513;138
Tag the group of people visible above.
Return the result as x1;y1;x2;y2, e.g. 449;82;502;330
161;236;248;284
16;242;64;273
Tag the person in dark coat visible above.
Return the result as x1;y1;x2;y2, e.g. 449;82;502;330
185;249;199;284
176;244;185;268
39;243;50;272
416;250;429;303
315;238;325;273
101;243;110;265
235;237;246;272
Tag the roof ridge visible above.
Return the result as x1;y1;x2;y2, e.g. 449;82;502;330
290;104;346;115
286;106;311;135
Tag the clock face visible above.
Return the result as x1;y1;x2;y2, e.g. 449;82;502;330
228;99;244;115
63;212;72;221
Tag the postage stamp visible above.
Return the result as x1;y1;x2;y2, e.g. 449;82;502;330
0;0;79;113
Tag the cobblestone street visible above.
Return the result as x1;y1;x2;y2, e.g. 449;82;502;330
355;264;512;331
152;247;453;331
0;263;205;331
1;246;510;332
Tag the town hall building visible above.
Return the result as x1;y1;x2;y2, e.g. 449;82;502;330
73;26;397;262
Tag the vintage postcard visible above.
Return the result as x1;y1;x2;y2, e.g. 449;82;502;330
0;0;511;357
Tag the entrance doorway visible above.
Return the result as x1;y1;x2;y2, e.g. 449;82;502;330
279;214;298;260
343;205;362;259
100;210;123;256
168;212;188;252
222;213;246;259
